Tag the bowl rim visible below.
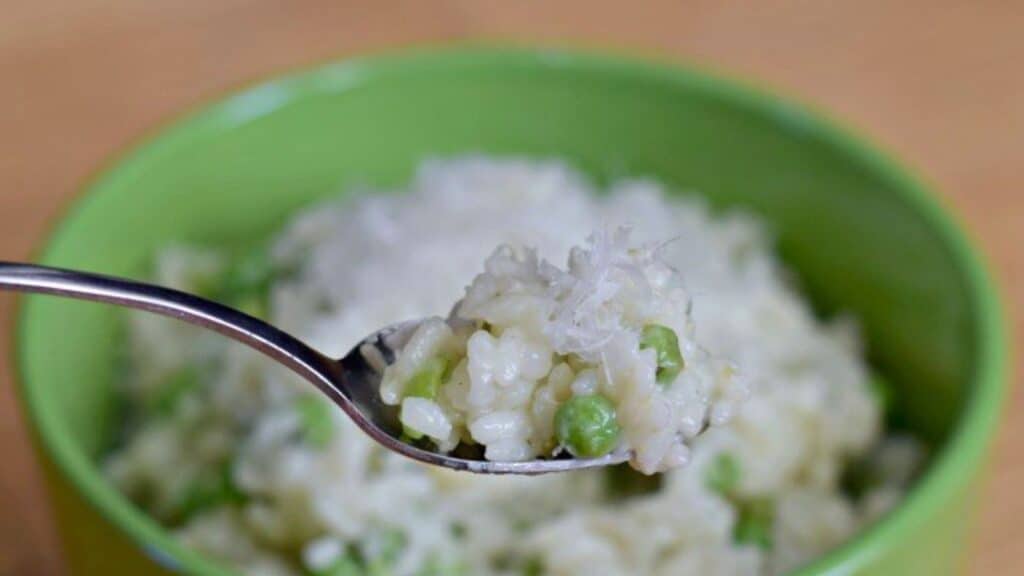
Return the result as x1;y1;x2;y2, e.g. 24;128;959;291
14;45;1009;575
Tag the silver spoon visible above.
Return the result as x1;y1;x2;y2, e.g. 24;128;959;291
1;261;628;475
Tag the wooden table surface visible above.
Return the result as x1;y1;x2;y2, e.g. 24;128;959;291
1;1;1020;574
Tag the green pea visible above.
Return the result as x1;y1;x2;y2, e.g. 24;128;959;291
295;395;334;449
555;394;621;458
705;452;741;496
639;324;684;386
405;357;449;400
733;498;775;550
147;366;201;417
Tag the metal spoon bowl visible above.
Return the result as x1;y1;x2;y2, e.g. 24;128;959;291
0;261;628;475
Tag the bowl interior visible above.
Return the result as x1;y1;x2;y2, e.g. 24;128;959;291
17;50;993;574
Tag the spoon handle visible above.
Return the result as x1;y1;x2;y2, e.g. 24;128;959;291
0;261;345;397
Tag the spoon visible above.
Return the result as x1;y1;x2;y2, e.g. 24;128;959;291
1;261;628;475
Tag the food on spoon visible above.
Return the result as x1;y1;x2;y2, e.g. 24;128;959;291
381;229;746;473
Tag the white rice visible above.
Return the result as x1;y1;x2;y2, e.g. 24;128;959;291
106;157;921;576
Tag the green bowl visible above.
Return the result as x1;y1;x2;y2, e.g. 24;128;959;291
15;48;1008;575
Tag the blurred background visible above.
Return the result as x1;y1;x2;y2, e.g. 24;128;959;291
0;1;1020;574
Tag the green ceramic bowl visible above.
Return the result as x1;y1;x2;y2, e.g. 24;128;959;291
16;48;1007;575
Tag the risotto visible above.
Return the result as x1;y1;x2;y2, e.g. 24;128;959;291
382;229;745;473
105;157;922;576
